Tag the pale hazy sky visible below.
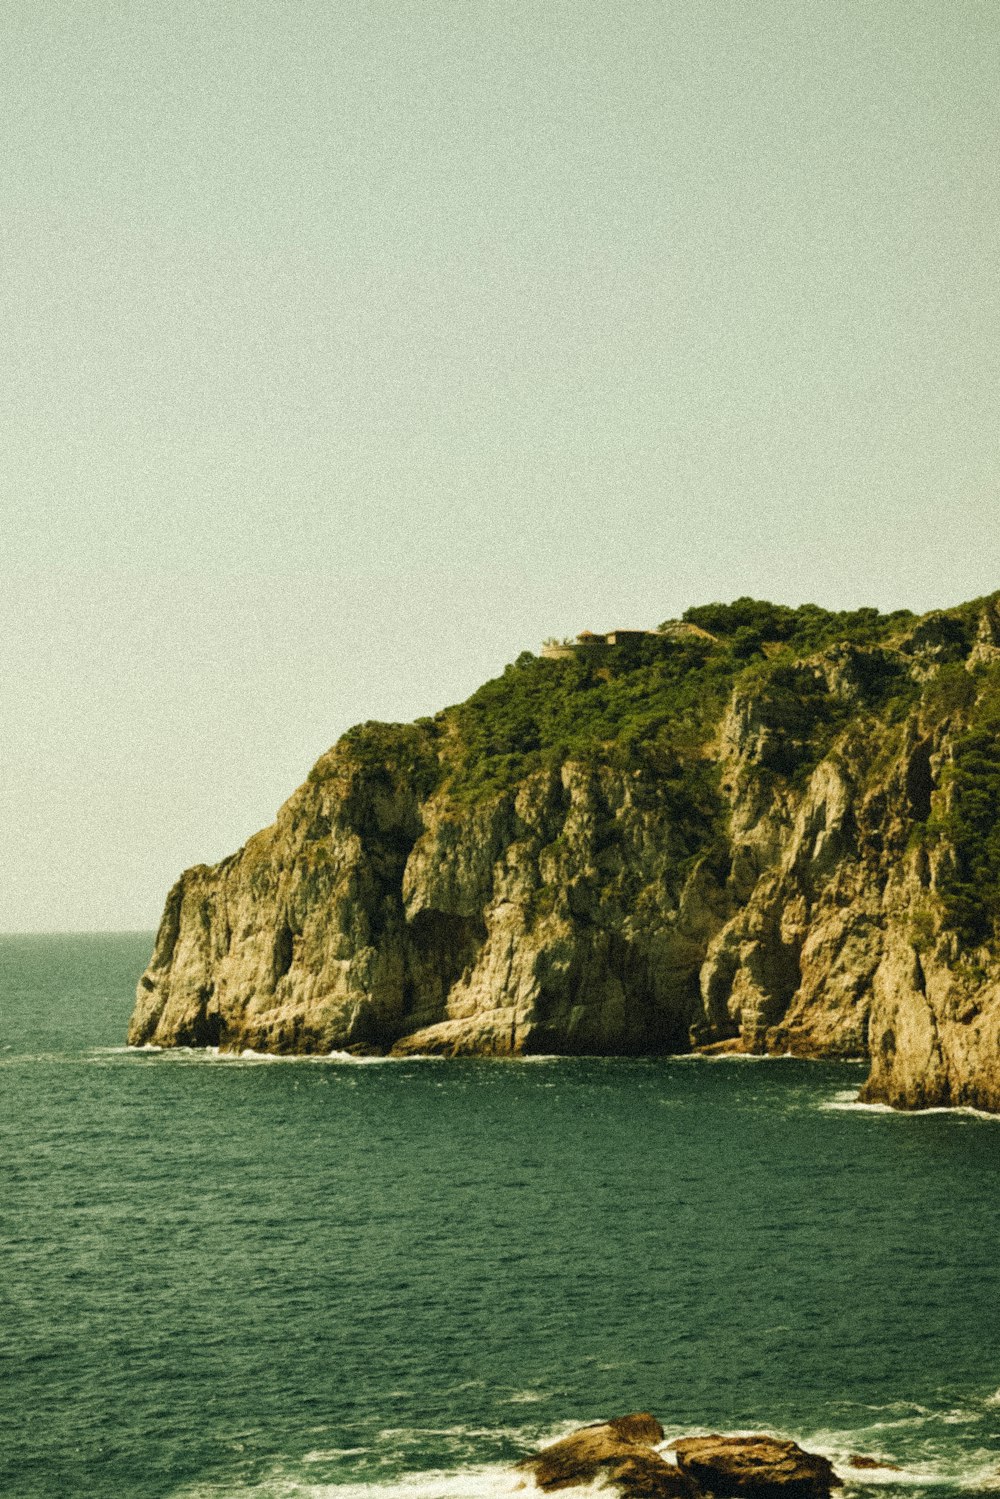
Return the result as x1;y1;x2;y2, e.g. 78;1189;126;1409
3;1;998;931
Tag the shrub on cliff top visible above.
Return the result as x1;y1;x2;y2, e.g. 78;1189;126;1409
445;634;735;803
937;665;1000;945
442;602;924;805
679;598;914;653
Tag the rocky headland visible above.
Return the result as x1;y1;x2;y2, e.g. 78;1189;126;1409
129;594;1000;1111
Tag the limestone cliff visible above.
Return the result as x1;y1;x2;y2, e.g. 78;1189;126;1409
130;595;1000;1111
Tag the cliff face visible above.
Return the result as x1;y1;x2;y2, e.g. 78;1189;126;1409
129;597;1000;1111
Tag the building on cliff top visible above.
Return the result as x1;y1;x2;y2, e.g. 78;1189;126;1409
540;622;714;659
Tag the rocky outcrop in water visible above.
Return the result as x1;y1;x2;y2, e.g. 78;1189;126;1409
518;1414;694;1497
516;1419;840;1499
129;595;1000;1111
668;1435;840;1498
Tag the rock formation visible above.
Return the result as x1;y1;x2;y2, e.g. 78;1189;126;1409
668;1435;840;1498
845;1454;901;1472
517;1419;840;1499
517;1414;694;1497
129;594;1000;1111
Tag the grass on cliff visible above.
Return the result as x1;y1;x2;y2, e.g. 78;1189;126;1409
445;634;733;797
927;661;1000;946
326;593;1000;952
320;596;917;815
679;597;916;659
442;601;919;807
440;633;735;886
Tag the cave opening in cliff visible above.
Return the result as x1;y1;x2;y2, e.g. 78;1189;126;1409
273;921;294;981
906;740;934;822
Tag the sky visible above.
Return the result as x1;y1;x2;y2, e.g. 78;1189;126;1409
2;0;999;932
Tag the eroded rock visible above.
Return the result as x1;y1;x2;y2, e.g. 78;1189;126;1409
518;1415;694;1498
846;1453;902;1472
518;1421;841;1499
668;1434;840;1498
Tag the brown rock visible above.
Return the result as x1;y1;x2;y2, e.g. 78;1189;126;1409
669;1434;841;1498
693;1037;751;1056
846;1453;902;1472
518;1414;695;1498
608;1415;668;1444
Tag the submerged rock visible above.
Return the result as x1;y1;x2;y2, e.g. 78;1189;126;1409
517;1414;694;1497
668;1434;840;1499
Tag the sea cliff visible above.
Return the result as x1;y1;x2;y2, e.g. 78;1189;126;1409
130;595;1000;1110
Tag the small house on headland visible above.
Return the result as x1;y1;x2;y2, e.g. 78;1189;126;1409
540;622;716;659
540;628;652;659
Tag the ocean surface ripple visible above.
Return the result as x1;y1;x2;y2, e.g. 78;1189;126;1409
3;935;1000;1499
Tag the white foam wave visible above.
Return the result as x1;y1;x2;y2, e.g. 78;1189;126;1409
800;1421;1000;1492
302;1450;372;1462
167;1410;1000;1499
670;1050;808;1064
651;1416;1000;1494
171;1461;563;1499
324;1051;444;1066
915;1106;1000;1122
171;1447;1000;1499
371;1421;580;1452
820;1089;1000;1122
821;1089;896;1113
112;1044;445;1066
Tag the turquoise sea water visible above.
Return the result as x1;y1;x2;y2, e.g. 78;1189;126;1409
3;934;1000;1499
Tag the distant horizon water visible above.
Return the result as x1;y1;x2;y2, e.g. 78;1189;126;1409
4;934;1000;1498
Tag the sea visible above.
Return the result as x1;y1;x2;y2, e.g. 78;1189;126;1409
2;934;1000;1499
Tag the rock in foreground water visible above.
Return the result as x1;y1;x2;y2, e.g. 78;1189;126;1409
846;1453;902;1472
668;1434;841;1498
517;1414;695;1497
519;1421;841;1499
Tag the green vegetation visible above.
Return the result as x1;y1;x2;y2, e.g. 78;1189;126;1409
922;662;977;720
446;634;735;802
336;721;443;801
325;595;1000;948
441;633;734;885
909;904;937;953
738;659;851;785
679;597;915;656
935;663;1000;945
441;600;919;805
